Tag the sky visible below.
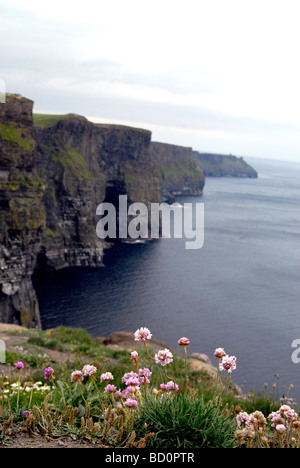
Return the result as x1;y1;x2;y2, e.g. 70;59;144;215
1;0;300;162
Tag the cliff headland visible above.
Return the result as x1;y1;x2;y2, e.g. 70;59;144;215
0;94;257;328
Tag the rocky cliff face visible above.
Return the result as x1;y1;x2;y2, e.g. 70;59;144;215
193;151;258;178
0;95;45;327
0;95;162;326
151;142;205;199
34;119;161;270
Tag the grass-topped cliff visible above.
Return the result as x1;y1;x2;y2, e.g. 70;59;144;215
193;151;258;178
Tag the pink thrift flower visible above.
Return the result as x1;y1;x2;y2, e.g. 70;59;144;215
178;337;190;346
124;398;138;409
131;351;139;362
166;381;179;391
219;355;237;373
44;367;54;380
115;390;123;399
276;424;286;434
138;368;152;384
100;372;114;383
134;327;152;342
286;409;298;421
14;361;24;370
124;376;140;387
236;412;250;427
155;349;173;366
122;371;139;384
159;383;168;392
82;365;97;377
104;384;117;393
71;370;84;383
279;405;291;414
214;348;226;359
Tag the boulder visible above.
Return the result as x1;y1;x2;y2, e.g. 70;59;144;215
96;331;173;353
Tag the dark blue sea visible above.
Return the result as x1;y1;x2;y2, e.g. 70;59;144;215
33;157;300;399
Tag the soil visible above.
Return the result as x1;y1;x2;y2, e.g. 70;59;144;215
0;432;108;448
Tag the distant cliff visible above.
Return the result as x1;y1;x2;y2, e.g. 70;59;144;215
151;142;205;198
193;151;258;178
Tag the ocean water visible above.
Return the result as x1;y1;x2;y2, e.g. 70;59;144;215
33;157;300;399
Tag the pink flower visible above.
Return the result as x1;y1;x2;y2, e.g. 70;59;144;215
123;386;140;396
160;381;179;392
279;405;291;414
122;371;139;385
100;372;114;383
268;412;285;428
44;367;54;380
115;390;123;399
124;376;140;386
214;348;226;359
154;349;173;367
159;383;168;392
138;368;152;384
71;370;84;383
124;398;138;409
286;409;298;421
276;424;286;434
236;412;250;427
14;361;24;370
134;327;152;342
131;351;139;362
178;337;190;347
82;365;97;377
104;384;117;393
166;381;179;391
219;355;237;373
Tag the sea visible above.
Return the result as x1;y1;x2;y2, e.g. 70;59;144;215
33;157;300;400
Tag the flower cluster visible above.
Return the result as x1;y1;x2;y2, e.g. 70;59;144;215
159;381;179;392
100;372;114;383
154;348;173;367
82;365;97;377
235;405;300;448
134;327;152;342
268;405;299;431
71;370;84;384
14;361;24;370
219;355;236;374
71;364;98;383
110;371;142;409
44;366;54;381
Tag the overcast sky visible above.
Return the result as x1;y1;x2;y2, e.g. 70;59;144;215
1;0;300;162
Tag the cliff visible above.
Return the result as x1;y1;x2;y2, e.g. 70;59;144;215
193;151;258;178
0;95;45;327
151;142;205;199
0;95;161;326
34;118;161;270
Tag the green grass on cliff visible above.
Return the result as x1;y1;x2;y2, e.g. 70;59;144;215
0;123;34;152
33;113;85;128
